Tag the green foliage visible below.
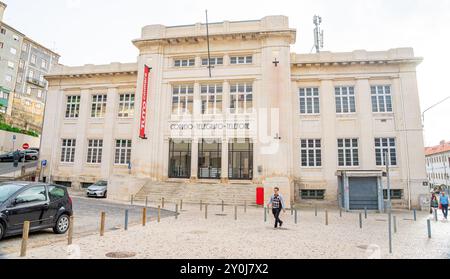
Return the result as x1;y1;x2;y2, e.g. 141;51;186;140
0;122;39;137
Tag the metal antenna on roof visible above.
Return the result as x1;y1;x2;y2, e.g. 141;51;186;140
205;10;212;78
313;15;324;53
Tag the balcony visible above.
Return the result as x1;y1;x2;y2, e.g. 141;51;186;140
26;77;47;88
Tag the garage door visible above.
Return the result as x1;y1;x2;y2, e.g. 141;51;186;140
349;177;378;210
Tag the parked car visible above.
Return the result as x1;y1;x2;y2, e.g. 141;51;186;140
0;182;73;241
23;150;39;161
86;180;108;198
0;151;25;162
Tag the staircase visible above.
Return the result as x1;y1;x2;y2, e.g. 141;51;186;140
134;180;258;205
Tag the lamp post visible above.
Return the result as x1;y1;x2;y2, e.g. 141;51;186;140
422;96;450;124
385;150;391;212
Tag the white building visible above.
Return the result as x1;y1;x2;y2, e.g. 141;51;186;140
41;16;429;210
425;141;450;190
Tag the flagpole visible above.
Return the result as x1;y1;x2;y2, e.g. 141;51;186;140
205;10;212;78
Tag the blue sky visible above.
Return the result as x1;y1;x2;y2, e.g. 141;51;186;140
4;0;450;146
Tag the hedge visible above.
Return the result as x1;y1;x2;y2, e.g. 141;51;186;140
0;122;39;137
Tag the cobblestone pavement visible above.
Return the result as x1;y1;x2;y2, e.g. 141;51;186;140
6;202;450;259
0;196;176;256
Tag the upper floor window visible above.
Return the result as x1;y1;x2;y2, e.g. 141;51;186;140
301;139;322;167
337;138;359;167
10;47;16;55
91;94;107;118
30;54;37;65
7;61;14;69
201;84;223;114
172;84;194;115
174;58;195;67
65;95;81;118
118;93;135;118
371;85;392;113
230;82;253;114
61;139;76;163
375;138;397;166
202;57;224;66
22;43;27;52
335;86;356;113
0;28;5;34
230;55;253;65
41;59;48;69
299;87;320;114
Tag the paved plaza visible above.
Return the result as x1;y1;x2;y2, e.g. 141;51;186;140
5;201;450;259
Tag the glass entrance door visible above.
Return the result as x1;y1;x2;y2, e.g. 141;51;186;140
228;139;253;180
168;139;191;178
198;139;222;179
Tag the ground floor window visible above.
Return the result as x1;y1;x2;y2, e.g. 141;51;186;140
54;181;72;188
169;139;191;178
87;139;103;164
383;189;403;200
228;139;253;180
115;139;132;165
198;139;221;179
301;189;325;200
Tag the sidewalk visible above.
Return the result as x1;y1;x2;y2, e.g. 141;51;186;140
9;204;450;259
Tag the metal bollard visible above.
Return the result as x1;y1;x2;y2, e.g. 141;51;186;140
291;201;294;216
124;209;129;230
393;216;397;234
364;207;368;219
200;200;203;211
205;204;208;219
157;206;161;223
100;212;106;236
427;219;431;238
315;205;318;217
388;212;392;254
222;200;224;212
175;204;179;220
264;206;267;222
413;209;417;222
145;196;148;207
68;216;74;245
234;205;237;221
130;195;134;205
295;209;298;224
434;209;438;222
325;210;329;226
20;221;30;257
244;201;247;213
180;199;183;211
142;208;147;226
359;212;362;229
161;197;165;209
339;208;342;218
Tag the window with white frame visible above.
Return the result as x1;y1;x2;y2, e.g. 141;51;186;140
87;139;103;164
115;139;132;165
230;55;253;65
299;87;320;114
118;93;135;118
7;61;14;69
375;138;397;166
22;43;27;52
30;54;36;65
28;69;34;79
91;94;107;118
201;84;223;114
26;86;32;95
41;59;48;69
337;138;359;166
174;58;195;67
172;84;194;115
202;57;224;66
230;82;253;113
335;86;356;113
10;47;16;55
37;90;42;98
371;85;393;113
301;139;322;167
60;139;76;163
65;95;81;118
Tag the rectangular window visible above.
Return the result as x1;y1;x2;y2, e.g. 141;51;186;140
300;139;322;167
301;190;325;200
0;28;5;34
91;94;107;118
371;85;392;113
335;86;356;113
10;47;16;55
172;85;194;115
202;57;224;66
37;90;42;98
60;139;76;163
174;58;195;67
201;84;223;114
383;189;403;200
5;75;12;82
230;82;253;114
299;87;320;114
114;139;132;165
7;61;14;69
375;138;397;166
28;69;34;79
230;55;253;65
30;54;36;64
22;43;27;52
41;59;48;69
87;139;103;164
65;95;81;118
118;93;135;118
337;138;359;166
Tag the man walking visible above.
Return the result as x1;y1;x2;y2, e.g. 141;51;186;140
440;191;448;220
267;187;286;229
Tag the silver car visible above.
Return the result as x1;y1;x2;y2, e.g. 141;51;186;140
86;180;108;198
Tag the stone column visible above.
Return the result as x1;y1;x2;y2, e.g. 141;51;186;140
101;87;118;179
356;78;375;169
191;138;199;180
73;89;90;177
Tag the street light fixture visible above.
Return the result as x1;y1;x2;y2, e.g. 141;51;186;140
422;96;450;124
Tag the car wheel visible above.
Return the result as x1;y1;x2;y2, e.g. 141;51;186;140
103;191;107;199
0;222;5;241
53;214;70;234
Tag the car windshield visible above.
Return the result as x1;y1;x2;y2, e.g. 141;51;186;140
88;181;107;190
0;184;23;203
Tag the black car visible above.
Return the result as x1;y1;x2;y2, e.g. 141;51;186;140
0;182;73;240
0;151;25;162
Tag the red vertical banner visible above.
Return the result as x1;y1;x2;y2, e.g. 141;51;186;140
139;65;150;139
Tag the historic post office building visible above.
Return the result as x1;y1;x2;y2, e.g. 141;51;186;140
41;16;428;209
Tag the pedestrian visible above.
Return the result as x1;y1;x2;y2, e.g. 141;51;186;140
439;191;449;220
267;187;286;229
430;192;438;214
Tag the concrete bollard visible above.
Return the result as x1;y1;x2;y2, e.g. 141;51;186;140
205;204;208;219
158;206;161;223
161;197;165;209
393;216;397;234
124;209;129;230
20;221;30;257
413;209;417;221
142;208;147;226
234;205;237;221
175;204;179;220
100;212;106;236
359;212;362;229
68;216;74;245
264;206;267;222
427;219;431;238
325;210;329;226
